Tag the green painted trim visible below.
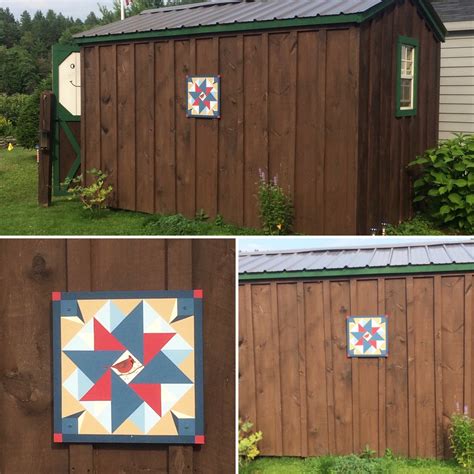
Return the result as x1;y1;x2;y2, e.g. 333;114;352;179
73;0;445;45
395;35;419;118
239;263;474;281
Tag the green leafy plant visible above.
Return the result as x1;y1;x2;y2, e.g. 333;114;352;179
409;133;474;232
328;454;383;473
64;169;113;214
239;419;263;466
360;445;377;459
257;169;294;235
0;115;13;137
449;410;474;469
195;208;209;222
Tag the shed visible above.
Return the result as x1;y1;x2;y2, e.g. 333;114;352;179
74;0;446;235
431;0;474;140
239;240;474;458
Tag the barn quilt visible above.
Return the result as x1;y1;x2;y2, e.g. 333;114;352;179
186;76;220;118
347;316;388;357
52;290;204;444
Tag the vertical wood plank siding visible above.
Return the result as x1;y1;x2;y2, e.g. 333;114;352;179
81;0;440;234
239;273;474;458
0;239;235;474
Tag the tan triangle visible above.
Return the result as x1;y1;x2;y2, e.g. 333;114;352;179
170;386;195;417
171;316;194;347
79;411;109;435
178;353;194;382
62;352;77;380
77;299;107;323
147;298;177;323
147;411;178;436
114;418;143;435
61;317;83;348
62;387;86;418
112;299;142;316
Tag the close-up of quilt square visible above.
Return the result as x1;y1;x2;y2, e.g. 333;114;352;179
52;290;204;444
186;75;220;118
347;315;388;358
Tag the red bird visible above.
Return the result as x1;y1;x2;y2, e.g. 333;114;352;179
111;355;135;374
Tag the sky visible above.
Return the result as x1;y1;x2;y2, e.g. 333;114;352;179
1;0;112;19
238;236;474;253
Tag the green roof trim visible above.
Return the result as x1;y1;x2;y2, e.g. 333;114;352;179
239;263;474;281
74;0;445;46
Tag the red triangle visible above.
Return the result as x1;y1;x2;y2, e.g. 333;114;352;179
80;370;112;401
356;338;364;346
358;324;365;332
143;333;175;364
371;327;379;335
94;319;126;351
130;383;161;416
370;340;378;348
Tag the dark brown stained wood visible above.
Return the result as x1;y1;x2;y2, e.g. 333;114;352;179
268;32;297;196
304;282;329;455
117;43;136;211
465;275;473;423
329;281;353;454
0;241;69;474
385;278;409;456
243;34;268;228
349;280;360;453
192;239;235;473
277;283;301;456
434;275;444;459
80;48;86;191
441;276;465;457
377;278;386;456
83;46;101;185
356;280;379;453
218;35;244;224
239;284;257;425
250;285;278;455
406;277;417;457
38;91;53;207
155;41;176;215
135;43;155;213
195;38;219;218
175;40;195;217
294;30;325;234
324;28;359;235
413;277;436;458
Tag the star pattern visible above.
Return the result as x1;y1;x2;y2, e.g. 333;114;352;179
187;76;220;118
347;316;388;357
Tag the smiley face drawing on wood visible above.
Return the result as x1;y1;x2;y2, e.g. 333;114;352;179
59;52;81;116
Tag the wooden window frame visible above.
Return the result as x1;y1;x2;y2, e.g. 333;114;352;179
396;35;419;117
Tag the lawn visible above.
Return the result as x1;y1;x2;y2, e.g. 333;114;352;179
0;147;260;235
240;456;463;473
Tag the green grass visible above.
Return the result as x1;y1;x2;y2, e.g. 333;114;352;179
0;147;261;235
240;456;463;473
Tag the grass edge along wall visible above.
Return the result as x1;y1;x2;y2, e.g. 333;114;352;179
239;268;474;459
77;0;443;235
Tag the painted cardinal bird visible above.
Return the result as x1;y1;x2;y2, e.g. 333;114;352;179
111;355;135;374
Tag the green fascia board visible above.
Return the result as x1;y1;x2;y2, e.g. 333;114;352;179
239;263;474;281
74;0;445;46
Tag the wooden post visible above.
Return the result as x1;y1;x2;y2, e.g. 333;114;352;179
38;91;53;207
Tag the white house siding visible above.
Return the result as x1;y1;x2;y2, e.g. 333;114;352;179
439;21;474;140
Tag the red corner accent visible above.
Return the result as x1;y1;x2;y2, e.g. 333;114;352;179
52;292;61;301
193;289;203;299
194;435;205;445
53;433;63;443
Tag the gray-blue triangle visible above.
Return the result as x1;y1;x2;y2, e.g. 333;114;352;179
111;371;143;432
132;352;192;384
112;301;144;362
64;350;123;383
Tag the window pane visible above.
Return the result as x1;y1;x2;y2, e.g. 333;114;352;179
400;78;412;107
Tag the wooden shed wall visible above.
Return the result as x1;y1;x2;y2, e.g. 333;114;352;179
0;239;235;474
239;273;474;458
81;27;360;235
357;0;441;233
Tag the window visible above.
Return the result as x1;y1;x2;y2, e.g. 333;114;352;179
396;36;419;117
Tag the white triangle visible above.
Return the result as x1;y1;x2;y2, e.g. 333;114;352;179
81;401;112;433
143;402;161;433
93;300;112;331
63;318;94;351
161;384;193;415
162;333;192;352
143;301;176;334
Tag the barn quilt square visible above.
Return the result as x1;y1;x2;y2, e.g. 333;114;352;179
52;291;204;444
186;76;220;118
347;316;388;358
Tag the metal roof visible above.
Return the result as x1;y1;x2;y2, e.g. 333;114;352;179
431;0;474;23
239;240;474;275
74;0;445;42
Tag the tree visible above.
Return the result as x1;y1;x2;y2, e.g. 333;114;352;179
0;46;38;95
0;8;20;48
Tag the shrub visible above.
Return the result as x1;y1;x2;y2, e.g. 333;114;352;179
64;169;113;214
386;214;445;236
0;115;14;137
0;93;29;127
449;411;474;469
239;419;263;466
328;454;383;474
409;133;474;232
257;170;294;235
